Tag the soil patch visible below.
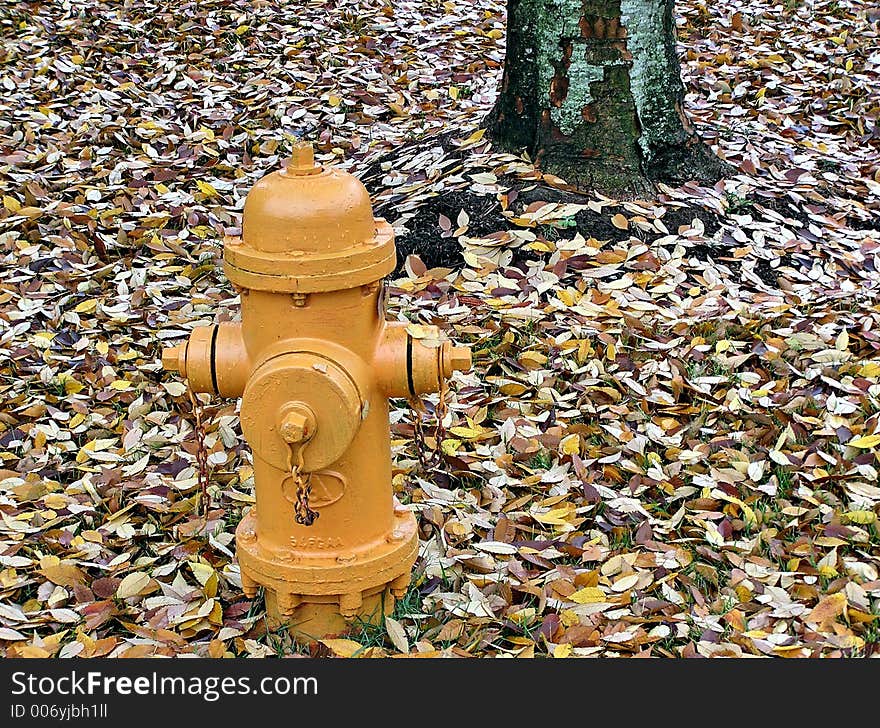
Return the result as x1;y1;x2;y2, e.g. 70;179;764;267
393;189;511;272
391;178;726;273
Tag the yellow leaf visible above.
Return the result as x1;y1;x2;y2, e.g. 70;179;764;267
196;180;218;197
387;102;407;117
859;362;880;378
850;609;879;624
556;289;577;307
569;587;606;604
61;376;84;395
843;510;876;525
96;341;109;356
560;434;580;456
611;213;629;230
320;639;364;658
43;493;66;509
441;439;461;456
40;562;85;587
109;380;131;391
553;643;572;658
74;299;98;313
448;426;485;440
235;25;250;35
532;508;570;526
328;94;342;107
849;434;880;449
806;592;847;626
190;562;215;587
714;491;757;527
459;128;486;146
3;195;21;212
519;351;548;369
405;324;443;345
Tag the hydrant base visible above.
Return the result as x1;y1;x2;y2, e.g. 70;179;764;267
235;507;418;642
264;585;392;643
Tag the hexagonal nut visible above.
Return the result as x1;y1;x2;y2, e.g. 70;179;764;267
279;406;314;444
448;345;471;373
162;346;183;372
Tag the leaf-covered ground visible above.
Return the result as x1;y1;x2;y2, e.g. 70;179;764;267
1;0;879;657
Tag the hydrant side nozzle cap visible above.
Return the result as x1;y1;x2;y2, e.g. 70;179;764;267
162;345;185;375
444;344;472;376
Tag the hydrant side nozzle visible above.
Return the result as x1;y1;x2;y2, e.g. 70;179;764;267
375;323;471;397
162;323;249;397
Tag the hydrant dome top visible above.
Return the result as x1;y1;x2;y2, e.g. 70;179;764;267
224;142;397;293
242;144;376;255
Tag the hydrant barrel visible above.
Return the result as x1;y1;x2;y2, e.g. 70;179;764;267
161;142;471;641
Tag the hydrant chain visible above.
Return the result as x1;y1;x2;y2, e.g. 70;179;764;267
287;442;319;527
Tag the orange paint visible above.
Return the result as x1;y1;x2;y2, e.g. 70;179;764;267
162;143;471;640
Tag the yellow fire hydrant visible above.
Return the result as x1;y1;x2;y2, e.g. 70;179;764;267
161;143;471;640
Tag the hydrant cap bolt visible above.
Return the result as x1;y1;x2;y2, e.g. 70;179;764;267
279;404;316;444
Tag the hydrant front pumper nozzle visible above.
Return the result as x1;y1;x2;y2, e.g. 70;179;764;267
161;143;471;641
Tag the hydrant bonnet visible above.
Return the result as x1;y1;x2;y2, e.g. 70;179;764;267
224;142;396;293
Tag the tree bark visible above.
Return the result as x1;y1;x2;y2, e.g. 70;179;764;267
487;0;728;195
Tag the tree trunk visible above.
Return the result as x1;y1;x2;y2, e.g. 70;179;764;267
487;0;728;195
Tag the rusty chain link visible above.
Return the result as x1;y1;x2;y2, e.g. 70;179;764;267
287;441;319;526
410;366;451;471
187;387;211;520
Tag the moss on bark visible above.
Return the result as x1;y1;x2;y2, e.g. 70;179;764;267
487;0;730;194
